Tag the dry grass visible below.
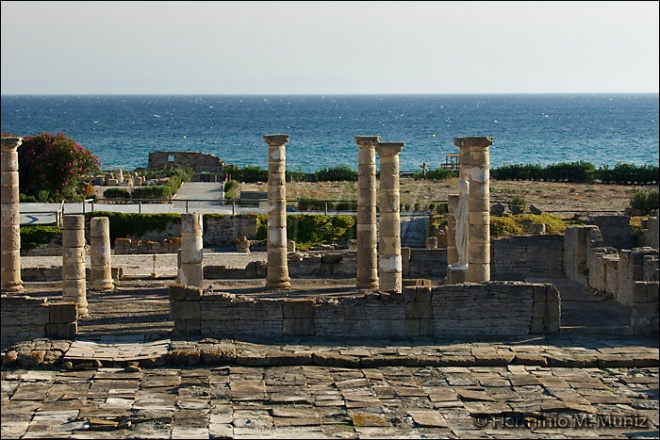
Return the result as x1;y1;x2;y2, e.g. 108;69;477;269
240;177;658;216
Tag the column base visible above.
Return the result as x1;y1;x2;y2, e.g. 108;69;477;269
356;278;379;290
89;280;115;292
266;277;291;289
447;266;468;284
1;281;24;293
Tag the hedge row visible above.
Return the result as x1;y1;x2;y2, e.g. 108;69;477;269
491;162;658;184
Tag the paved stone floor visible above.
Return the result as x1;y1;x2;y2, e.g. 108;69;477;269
2;336;659;439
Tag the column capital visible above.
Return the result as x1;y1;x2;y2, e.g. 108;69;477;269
355;136;380;148
264;134;290;147
1;136;22;151
376;142;404;157
454;136;493;148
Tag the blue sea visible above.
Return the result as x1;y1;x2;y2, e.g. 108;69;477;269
1;94;658;173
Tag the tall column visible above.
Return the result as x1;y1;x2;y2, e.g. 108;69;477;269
376;142;404;293
62;215;88;316
264;134;291;289
179;213;204;288
1;136;23;293
355;136;380;290
89;217;115;291
455;136;493;283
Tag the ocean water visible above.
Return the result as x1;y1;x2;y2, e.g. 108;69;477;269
1;94;658;173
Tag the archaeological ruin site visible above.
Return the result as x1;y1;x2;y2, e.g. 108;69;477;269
1;134;658;364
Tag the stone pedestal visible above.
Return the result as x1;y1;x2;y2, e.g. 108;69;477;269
355;136;380;290
1;136;23;293
264;134;291;288
89;217;115;291
179;213;204;288
455;136;493;283
376;142;404;293
62;215;88;316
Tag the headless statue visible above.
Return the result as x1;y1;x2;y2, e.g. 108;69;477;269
450;179;469;270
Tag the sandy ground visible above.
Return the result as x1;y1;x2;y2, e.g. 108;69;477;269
242;177;658;215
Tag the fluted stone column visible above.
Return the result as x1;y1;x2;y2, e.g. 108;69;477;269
455;136;493;283
376;142;404;293
89;217;114;291
62;215;88;316
355;136;380;290
264;134;291;289
1;136;23;293
179;213;204;288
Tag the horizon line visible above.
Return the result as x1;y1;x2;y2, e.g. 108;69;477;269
2;91;659;97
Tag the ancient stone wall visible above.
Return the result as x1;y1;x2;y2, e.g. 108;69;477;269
491;235;564;280
1;296;77;349
565;224;659;335
147;151;224;174
631;281;660;336
169;282;559;340
587;215;635;250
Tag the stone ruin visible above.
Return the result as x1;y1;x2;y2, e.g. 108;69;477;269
147;151;225;182
1;134;659;348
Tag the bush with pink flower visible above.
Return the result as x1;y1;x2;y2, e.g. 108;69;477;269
16;132;101;202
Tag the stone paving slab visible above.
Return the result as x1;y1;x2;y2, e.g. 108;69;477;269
3;362;656;439
2;336;659;371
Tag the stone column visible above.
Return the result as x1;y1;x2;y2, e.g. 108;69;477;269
355;136;380;290
179;213;204;288
1;136;23;293
376;142;404;293
62;215;88;316
455;136;493;283
89;216;114;291
264;134;291;289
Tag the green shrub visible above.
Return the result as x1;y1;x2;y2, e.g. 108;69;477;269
85;212;181;243
412;167;458;180
630;189;659;212
20;225;62;250
224;180;239;200
315;165;358;182
224;165;269;183
104;188;132;199
510;195;527;208
255;214;357;249
17;132;101;201
490;215;526;237
19;193;38;202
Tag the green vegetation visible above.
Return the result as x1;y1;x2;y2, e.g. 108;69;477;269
224;180;239;200
20;225;62;251
13;132;101;202
510;195;527;208
630;189;659;212
315;165;358;182
492;161;658;184
85;212;181;243
491;213;575;237
255;214;357;250
412;167;458;180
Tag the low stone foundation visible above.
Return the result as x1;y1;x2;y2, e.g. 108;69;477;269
169;281;559;340
1;295;77;349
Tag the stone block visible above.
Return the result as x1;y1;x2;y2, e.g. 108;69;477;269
282;300;314;319
49;302;77;324
283;318;314;336
45;322;77;339
170;301;200;320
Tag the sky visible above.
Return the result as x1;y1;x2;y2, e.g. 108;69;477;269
1;1;658;95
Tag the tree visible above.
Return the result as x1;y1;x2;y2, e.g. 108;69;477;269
17;132;101;201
